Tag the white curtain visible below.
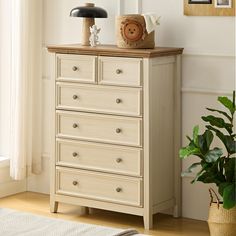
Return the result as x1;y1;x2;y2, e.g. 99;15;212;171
10;0;43;180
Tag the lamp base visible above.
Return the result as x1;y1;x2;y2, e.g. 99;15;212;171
82;18;95;46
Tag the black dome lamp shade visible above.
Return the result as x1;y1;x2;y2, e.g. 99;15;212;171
70;3;108;46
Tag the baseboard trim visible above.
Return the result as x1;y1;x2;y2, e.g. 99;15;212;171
183;51;235;58
153;198;175;214
182;88;232;96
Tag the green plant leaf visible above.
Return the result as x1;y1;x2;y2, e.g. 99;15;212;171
197;135;207;154
224;137;236;154
205;148;223;163
202;115;225;128
197;171;219;185
191;160;212;184
213;159;226;183
202;115;233;134
191;164;208;184
206;126;236;154
224;158;236;182
179;146;201;159
204;130;214;149
196;130;213;155
233;91;235;110
218;96;235;115
186;135;192;142
219;182;231;197
206;108;232;122
197;161;225;185
193;125;199;145
223;183;236;209
181;162;201;177
219;157;225;176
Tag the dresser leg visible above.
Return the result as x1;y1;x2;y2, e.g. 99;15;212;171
173;204;181;218
143;213;153;230
50;201;59;213
83;207;93;215
80;206;90;215
88;208;93;214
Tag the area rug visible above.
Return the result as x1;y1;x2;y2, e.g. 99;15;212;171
0;208;143;236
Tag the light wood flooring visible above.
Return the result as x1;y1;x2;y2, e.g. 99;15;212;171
0;192;210;236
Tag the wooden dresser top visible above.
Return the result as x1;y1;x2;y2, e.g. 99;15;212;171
47;44;184;58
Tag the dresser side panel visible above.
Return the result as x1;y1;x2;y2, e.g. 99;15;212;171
149;57;176;210
143;58;153;229
50;52;57;208
173;55;182;217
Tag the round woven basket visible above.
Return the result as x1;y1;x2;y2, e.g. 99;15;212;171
208;188;236;236
116;14;155;49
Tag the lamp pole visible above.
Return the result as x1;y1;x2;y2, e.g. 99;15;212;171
82;3;95;46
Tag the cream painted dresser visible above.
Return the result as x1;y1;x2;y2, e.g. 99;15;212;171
47;45;183;229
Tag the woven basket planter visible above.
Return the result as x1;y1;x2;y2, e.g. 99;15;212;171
208;188;236;236
116;14;155;49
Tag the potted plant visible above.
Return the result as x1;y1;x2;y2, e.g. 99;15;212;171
179;91;236;236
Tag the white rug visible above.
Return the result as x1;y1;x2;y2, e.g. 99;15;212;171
0;208;144;236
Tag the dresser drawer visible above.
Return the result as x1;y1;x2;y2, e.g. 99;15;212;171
56;167;143;207
56;139;143;177
98;57;142;87
56;83;142;116
57;54;96;83
56;111;142;147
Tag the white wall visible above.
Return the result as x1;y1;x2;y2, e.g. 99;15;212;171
27;0;235;221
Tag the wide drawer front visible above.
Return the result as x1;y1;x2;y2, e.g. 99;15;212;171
57;54;96;83
56;139;143;177
56;83;142;116
56;167;143;207
98;57;142;87
56;111;142;147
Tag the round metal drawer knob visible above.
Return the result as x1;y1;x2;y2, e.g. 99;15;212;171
116;128;122;134
116;99;122;104
116;158;122;163
116;69;122;74
73;95;78;100
72;66;78;71
116;187;122;193
73;123;78;128
72;181;78;186
72;152;78;157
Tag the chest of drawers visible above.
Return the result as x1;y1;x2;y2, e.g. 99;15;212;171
48;45;183;229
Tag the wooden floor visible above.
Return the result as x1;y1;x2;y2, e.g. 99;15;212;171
0;192;210;236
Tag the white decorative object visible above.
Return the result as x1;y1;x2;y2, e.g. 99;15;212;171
142;13;160;34
89;25;101;47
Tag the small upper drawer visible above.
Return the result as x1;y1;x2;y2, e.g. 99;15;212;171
98;57;142;87
56;54;96;83
56;83;142;117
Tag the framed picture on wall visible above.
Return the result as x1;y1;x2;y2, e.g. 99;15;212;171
215;0;232;8
188;0;212;3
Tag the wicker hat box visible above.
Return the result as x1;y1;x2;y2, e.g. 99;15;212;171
116;14;155;49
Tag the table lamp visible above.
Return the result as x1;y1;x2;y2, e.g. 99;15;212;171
70;3;108;46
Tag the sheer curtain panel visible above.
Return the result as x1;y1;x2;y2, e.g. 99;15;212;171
0;0;11;158
10;0;42;180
